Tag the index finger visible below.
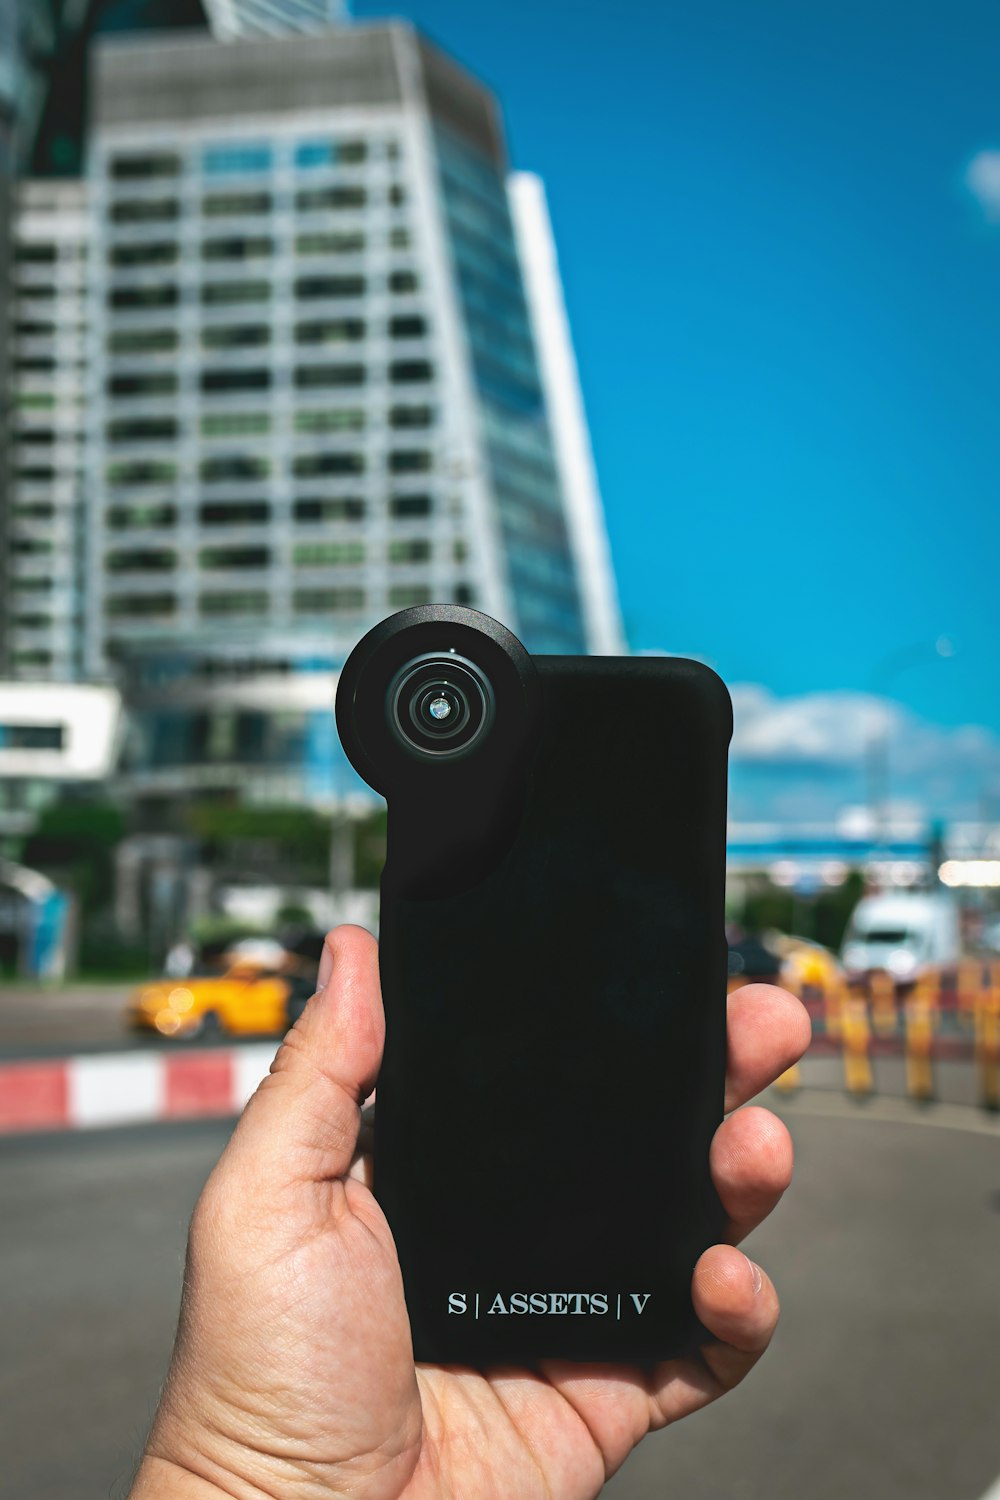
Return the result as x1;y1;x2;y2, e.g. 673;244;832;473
725;983;811;1112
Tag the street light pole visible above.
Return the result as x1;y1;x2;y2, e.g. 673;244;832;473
866;637;954;850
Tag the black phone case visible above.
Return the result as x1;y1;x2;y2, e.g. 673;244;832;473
336;606;732;1364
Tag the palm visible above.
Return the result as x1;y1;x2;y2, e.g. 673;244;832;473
193;1157;735;1500
139;928;808;1500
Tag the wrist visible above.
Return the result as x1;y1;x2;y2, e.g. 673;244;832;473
129;1454;244;1499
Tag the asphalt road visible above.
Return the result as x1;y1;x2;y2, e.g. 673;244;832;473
0;981;139;1056
1;1099;999;1500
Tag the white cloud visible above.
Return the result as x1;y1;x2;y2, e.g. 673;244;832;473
730;685;892;766
963;150;1000;221
727;684;1000;824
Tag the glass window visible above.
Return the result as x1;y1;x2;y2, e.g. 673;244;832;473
295;275;365;300
202;235;272;261
390;404;433;429
106;547;176;572
389;227;410;250
109;284;178;310
294;409;365;433
390;314;427;339
340;141;368;164
200;455;270;482
389;538;431;564
295;231;365;256
105;460;177;485
199;546;270;569
293;541;364;566
199;501;270;526
295;185;366;213
110;198;179;224
107;416;178;443
108;372;178;398
108;329;178;356
389;449;433;474
293;452;365;477
106;593;177;618
389;269;418;294
294;497;365;522
111;153;181;180
202;144;272;176
11;650;53;668
203;191;272;217
109;241;178;269
202;280;270;306
389;585;432;607
391;494;432;518
106;503;177;530
201;368;271;393
201;324;270;351
294;587;365;612
294;363;365;389
200;411;271;437
15;244;56;265
199;591;269;616
295;318;364;344
390;360;433;384
295;140;336;170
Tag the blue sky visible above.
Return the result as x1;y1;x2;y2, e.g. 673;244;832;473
353;0;999;821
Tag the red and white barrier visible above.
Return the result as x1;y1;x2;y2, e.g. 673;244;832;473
0;1043;277;1135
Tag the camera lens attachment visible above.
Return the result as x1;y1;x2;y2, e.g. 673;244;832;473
387;652;494;757
335;604;538;794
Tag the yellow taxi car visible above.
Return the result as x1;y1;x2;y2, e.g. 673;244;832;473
127;963;313;1040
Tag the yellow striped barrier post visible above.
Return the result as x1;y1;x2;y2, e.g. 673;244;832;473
869;969;897;1038
904;988;936;1103
841;994;873;1098
974;985;1000;1113
824;975;844;1040
957;960;982;1026
773;1062;802;1094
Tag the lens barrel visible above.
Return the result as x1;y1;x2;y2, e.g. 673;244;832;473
388;653;494;757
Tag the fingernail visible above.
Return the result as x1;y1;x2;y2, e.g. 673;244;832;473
317;937;336;992
747;1257;763;1295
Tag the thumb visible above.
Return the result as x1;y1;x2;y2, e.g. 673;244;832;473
229;924;384;1186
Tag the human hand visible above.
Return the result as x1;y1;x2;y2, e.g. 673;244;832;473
130;925;810;1500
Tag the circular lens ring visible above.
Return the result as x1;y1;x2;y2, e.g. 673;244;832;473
411;682;470;740
387;652;494;757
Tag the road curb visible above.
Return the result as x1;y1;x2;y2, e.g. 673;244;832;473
0;1043;277;1135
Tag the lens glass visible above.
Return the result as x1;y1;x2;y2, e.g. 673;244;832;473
387;653;494;756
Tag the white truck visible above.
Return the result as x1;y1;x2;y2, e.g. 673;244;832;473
841;891;961;980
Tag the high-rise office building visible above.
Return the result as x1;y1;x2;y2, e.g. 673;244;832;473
4;18;622;817
77;22;622;808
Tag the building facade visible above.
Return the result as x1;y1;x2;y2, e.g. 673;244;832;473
4;18;623;819
4;180;90;682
